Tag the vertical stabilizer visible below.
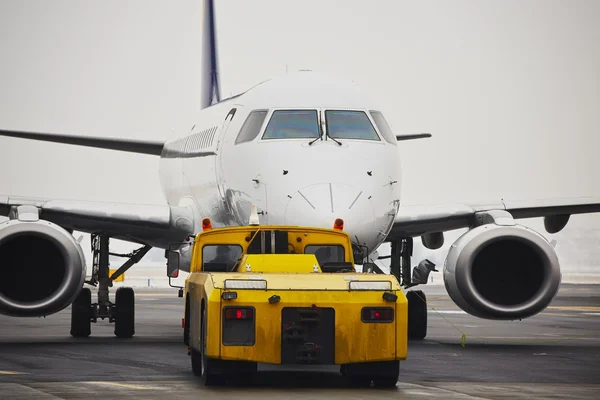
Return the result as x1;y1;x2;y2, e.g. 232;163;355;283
200;0;221;109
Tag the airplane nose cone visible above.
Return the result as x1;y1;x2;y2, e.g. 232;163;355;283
285;183;376;239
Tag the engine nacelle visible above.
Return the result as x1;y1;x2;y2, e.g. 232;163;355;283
443;224;561;320
0;219;86;317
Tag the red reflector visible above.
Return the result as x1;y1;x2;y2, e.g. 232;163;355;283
362;307;394;322
224;307;254;320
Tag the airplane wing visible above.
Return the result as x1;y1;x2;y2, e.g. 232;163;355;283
389;197;600;239
0;129;164;155
0;195;195;248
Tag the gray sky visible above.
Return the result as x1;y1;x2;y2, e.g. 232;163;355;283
0;0;599;272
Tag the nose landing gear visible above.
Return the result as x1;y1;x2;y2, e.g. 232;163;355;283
70;234;151;338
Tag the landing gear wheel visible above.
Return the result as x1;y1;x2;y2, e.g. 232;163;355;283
114;287;135;338
407;290;427;340
201;307;223;386
70;288;92;338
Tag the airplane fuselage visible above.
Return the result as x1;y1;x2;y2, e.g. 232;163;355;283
158;72;402;259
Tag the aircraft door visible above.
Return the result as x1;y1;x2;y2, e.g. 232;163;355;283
216;105;270;225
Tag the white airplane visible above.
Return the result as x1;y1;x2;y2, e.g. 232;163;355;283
1;0;599;340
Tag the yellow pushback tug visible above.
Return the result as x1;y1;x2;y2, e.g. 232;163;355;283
170;208;408;387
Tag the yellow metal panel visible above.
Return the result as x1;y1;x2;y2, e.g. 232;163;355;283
205;294;222;359
236;254;321;273
185;224;407;366
187;273;215;350
109;269;124;282
189;225;355;272
209;272;400;291
216;289;408;365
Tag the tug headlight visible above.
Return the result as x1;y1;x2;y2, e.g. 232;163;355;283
224;279;267;290
348;280;392;291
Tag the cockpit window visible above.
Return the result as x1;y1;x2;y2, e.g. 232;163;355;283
325;110;380;141
262;110;320;140
235;110;268;144
369;111;396;145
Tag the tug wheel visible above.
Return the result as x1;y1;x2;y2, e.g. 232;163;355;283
407;290;427;340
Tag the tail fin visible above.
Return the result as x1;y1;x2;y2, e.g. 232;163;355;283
200;0;221;109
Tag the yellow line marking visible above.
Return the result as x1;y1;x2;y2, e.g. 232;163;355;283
86;382;152;390
0;370;28;375
547;306;600;311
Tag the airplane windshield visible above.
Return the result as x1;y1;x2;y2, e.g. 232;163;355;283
262;110;320;139
325;110;380;141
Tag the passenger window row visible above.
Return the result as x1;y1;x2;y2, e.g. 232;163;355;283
162;125;219;158
186;126;218;152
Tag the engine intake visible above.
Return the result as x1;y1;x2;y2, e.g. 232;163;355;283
443;224;561;320
0;219;86;317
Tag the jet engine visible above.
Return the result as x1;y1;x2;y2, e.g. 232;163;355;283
0;219;86;317
443;223;561;320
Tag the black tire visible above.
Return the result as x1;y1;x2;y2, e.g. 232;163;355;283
371;360;400;388
183;296;190;346
114;287;135;338
407;290;427;340
201;307;223;386
372;375;399;388
191;347;203;377
70;287;92;338
347;376;371;387
340;364;347;377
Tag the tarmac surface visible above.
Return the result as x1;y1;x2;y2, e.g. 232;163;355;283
0;284;599;399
